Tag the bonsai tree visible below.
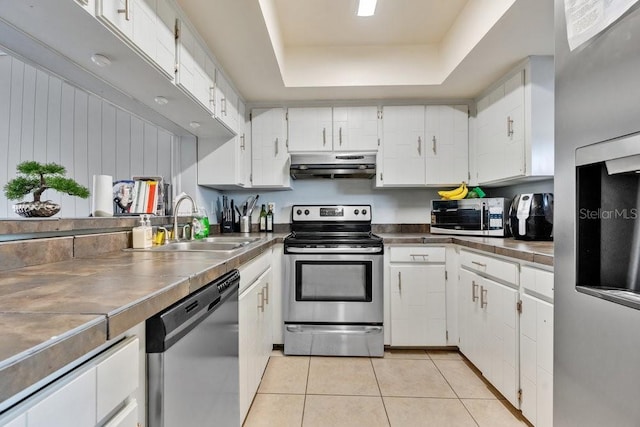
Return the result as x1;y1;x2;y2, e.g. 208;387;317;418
4;161;90;202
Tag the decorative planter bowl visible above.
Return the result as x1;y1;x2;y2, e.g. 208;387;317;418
13;201;61;218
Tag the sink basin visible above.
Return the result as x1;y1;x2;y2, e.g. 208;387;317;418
198;236;263;245
143;236;264;253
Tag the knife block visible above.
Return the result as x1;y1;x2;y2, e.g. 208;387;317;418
220;210;234;234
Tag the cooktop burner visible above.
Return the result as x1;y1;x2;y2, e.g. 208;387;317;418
285;232;383;247
285;205;382;249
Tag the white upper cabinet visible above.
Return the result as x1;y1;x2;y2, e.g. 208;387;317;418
425;105;469;185
473;56;554;185
215;69;239;133
476;71;525;183
97;0;133;40
378;105;469;187
287;107;333;152
288;106;379;152
97;0;176;79
154;0;177;77
251;108;291;188
332;106;379;152
197;100;250;189
378;105;426;186
176;21;214;113
239;101;252;187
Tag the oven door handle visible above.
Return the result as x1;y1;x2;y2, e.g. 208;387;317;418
285;246;383;254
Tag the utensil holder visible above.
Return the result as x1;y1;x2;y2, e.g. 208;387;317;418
240;216;250;233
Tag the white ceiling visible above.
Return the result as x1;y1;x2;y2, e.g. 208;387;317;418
274;0;469;47
176;0;554;103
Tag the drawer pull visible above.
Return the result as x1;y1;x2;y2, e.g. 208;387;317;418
264;282;269;304
472;281;479;302
471;261;487;268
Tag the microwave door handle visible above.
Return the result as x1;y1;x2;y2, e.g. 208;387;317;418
480;204;485;230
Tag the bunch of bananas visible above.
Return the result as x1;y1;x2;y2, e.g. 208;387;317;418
438;182;468;200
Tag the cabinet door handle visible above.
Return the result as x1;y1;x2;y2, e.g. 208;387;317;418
240;134;245;150
507;116;514;137
472;280;479;302
323;128;327;146
209;86;215;109
222;97;227;115
398;271;402;293
471;261;487;268
118;0;130;21
275;137;279;156
339;127;343;145
417;136;422;155
480;286;488;308
264;282;269;304
432;136;437;154
258;290;265;312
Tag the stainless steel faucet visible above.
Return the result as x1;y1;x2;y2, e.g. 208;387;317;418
173;194;197;241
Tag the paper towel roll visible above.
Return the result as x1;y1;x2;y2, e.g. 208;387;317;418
92;174;113;217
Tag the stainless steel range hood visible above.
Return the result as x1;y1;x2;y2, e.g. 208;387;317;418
289;153;377;179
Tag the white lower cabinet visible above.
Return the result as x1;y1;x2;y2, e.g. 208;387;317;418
102;400;138;427
519;266;554;427
483;276;519;406
0;337;139;427
458;250;520;408
27;367;97;427
239;253;273;423
271;243;284;345
1;414;26;427
388;246;447;346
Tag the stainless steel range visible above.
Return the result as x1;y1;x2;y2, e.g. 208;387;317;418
283;205;384;357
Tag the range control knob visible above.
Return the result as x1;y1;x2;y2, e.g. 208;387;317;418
304;209;310;216
296;209;302;216
362;209;367;215
354;209;360;215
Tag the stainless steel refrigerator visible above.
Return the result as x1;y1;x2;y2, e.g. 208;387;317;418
555;1;640;426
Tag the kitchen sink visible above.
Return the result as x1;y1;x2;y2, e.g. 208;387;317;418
140;236;264;253
197;236;263;245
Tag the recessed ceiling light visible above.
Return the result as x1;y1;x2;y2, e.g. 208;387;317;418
154;96;169;105
90;54;111;67
189;121;201;129
357;0;377;17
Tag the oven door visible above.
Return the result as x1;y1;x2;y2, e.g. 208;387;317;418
284;252;383;324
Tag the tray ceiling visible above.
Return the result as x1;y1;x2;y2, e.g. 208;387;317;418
176;0;554;102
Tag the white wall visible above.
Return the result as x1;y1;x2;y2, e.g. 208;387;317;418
0;54;194;218
223;180;440;224
221;179;555;225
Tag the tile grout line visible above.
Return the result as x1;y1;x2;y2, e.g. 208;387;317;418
300;356;311;427
369;356;392;427
431;357;481;427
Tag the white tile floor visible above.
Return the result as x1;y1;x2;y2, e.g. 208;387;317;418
243;349;531;427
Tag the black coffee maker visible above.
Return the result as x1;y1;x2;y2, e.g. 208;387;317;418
508;193;554;240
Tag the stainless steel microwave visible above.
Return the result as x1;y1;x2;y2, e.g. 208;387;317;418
430;198;509;237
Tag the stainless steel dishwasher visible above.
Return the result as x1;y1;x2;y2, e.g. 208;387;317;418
146;269;240;427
